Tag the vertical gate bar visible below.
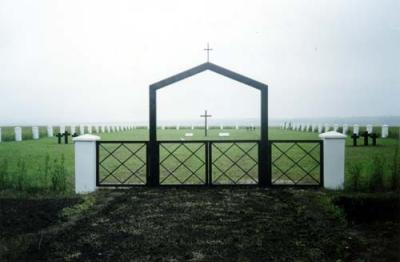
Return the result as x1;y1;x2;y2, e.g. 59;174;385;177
96;141;100;186
259;87;269;187
149;87;159;186
205;142;209;185
209;142;213;185
320;141;324;187
145;142;149;186
268;141;272;186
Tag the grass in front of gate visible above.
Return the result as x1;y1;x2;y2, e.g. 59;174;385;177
0;128;399;194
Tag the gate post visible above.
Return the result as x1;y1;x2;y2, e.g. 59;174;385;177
319;131;346;189
73;134;100;193
148;86;159;186
258;87;269;187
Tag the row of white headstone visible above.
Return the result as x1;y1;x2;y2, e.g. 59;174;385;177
280;123;389;138
0;124;138;142
161;124;253;130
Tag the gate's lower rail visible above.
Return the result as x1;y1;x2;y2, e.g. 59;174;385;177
96;140;323;187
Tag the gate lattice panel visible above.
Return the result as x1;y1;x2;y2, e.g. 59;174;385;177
96;141;147;186
270;140;323;186
159;142;207;185
211;141;259;185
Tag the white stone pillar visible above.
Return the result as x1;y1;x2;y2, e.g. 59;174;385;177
32;126;39;140
318;124;323;133
382;125;389;138
0;128;2;143
191;125;194;130
176;125;180;130
366;124;373;134
101;125;105;133
71;125;76;134
342;124;348;135
47;126;53;137
80;125;85;135
95;126;99;133
353;124;359;135
220;124;223;130
319;131;346;189
236;124;239;130
333;124;339;132
324;124;330;132
87;125;92;134
73;134;100;194
60;126;66;134
15;127;22;141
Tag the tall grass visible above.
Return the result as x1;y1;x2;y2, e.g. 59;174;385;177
0;154;69;193
391;136;400;191
369;156;385;192
345;163;362;192
0;159;9;189
50;154;68;192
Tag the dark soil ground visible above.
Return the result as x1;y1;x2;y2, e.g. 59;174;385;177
0;188;399;261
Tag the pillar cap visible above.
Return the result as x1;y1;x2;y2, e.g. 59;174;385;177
73;134;101;142
319;131;346;139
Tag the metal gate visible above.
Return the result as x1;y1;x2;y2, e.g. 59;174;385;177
96;140;323;187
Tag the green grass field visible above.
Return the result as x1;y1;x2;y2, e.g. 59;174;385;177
0;127;399;193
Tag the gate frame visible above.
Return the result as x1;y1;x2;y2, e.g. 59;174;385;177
148;62;268;186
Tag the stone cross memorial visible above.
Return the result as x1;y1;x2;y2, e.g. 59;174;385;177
200;110;212;136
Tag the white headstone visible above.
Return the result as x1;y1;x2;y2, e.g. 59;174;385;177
162;125;165;130
333;124;339;132
366;124;373;134
220;124;223;130
353;124;359;135
15;127;22;141
32;126;39;140
235;124;239;130
47;126;53;137
219;132;230;137
185;133;194;137
191;125;194;130
176;125;180;130
342;124;348;135
382;125;389;138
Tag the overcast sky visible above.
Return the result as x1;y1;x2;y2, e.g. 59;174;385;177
0;0;399;125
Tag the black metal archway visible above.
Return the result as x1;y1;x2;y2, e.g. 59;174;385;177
148;62;269;186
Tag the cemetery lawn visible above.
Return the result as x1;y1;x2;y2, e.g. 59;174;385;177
0;128;399;192
1;188;399;261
